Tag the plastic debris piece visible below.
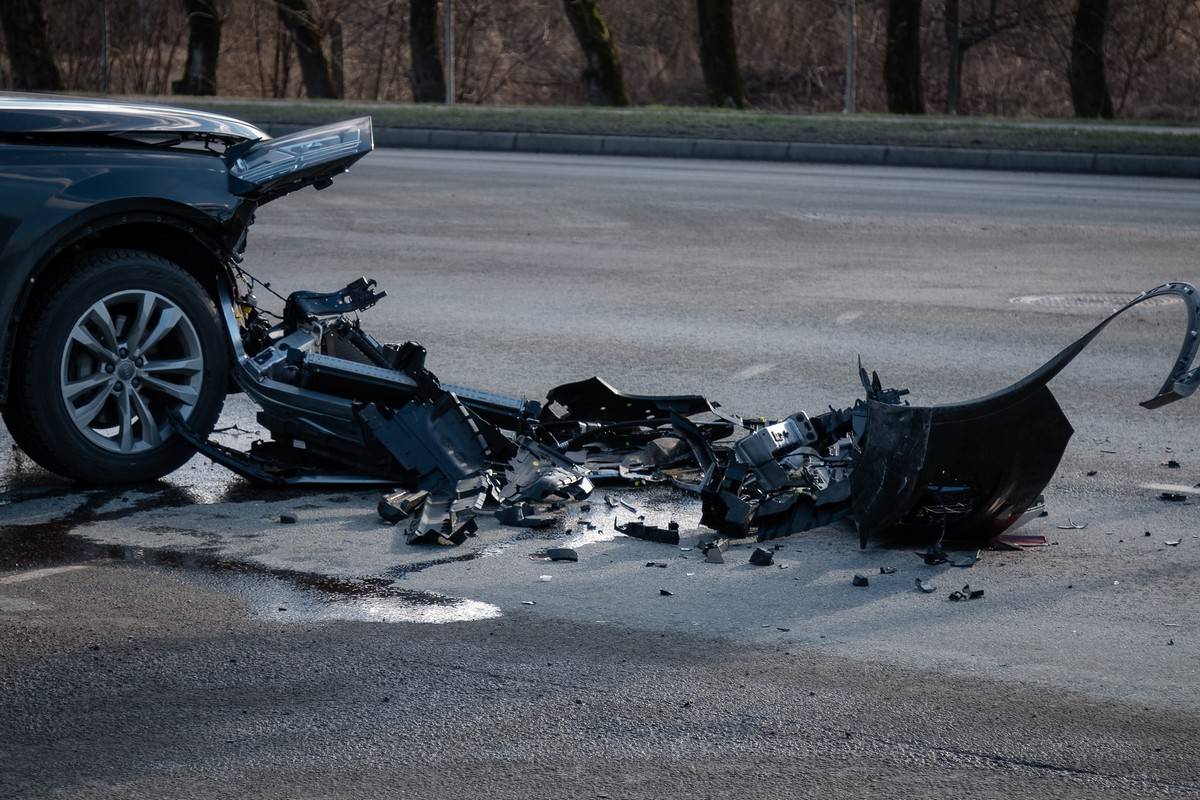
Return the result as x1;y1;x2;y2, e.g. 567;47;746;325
950;552;980;568
1165;539;1182;546
1163;459;1181;468
615;518;680;545
538;575;552;582
948;584;984;601
749;547;774;566
1160;492;1188;502
521;601;536;606
879;566;897;575
279;511;298;524
377;489;429;524
994;533;1048;548
915;578;936;594
495;503;556;528
644;561;668;568
1056;518;1087;530
546;547;579;562
659;588;673;596
852;574;869;587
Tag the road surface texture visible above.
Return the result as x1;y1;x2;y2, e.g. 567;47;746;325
3;151;1199;799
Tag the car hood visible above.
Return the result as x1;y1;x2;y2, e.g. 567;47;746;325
0;93;266;143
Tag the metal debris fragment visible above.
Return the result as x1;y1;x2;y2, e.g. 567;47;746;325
1056;518;1087;530
852;574;869;587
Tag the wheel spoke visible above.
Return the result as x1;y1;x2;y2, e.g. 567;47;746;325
124;293;156;354
69;326;117;364
129;389;161;447
140;375;199;406
135;307;182;357
70;383;113;427
116;388;134;453
87;301;121;352
141;356;203;375
63;371;112;400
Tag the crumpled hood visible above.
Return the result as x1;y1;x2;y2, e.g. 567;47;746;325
0;93;266;143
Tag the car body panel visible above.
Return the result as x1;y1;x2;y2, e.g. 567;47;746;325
0;93;266;142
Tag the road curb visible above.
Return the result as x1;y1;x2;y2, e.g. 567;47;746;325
260;123;1200;179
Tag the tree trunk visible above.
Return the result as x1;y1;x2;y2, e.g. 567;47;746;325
695;0;747;108
1069;0;1114;118
172;0;221;95
276;0;337;98
409;0;445;103
562;0;629;106
0;0;62;91
885;0;924;114
944;0;960;114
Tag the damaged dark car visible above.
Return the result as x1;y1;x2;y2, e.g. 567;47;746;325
2;94;1198;552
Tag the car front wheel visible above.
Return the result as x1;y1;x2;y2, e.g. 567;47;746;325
4;248;229;483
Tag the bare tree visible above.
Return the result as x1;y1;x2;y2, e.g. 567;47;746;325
563;0;629;104
695;0;747;107
1069;0;1113;117
885;0;924;113
173;0;222;94
943;0;1030;114
410;0;446;102
276;0;337;98
0;0;63;91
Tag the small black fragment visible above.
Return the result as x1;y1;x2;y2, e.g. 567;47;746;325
1145;530;1152;537
279;512;298;524
659;588;673;596
749;547;774;566
1163;459;1181;469
919;546;949;566
852;574;869;587
948;584;984;601
879;566;897;575
1086;470;1098;476
546;547;579;562
644;561;668;568
1160;492;1188;502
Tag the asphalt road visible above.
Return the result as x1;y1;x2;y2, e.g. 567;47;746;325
3;151;1200;799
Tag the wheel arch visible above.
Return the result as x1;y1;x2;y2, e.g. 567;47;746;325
0;203;241;406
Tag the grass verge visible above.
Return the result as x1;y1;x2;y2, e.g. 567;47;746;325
142;96;1200;157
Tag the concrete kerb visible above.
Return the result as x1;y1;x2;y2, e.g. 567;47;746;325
255;122;1200;178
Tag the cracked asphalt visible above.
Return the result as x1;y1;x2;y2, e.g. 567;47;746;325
2;151;1199;798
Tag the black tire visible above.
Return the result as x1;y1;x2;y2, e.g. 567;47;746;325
3;249;228;483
